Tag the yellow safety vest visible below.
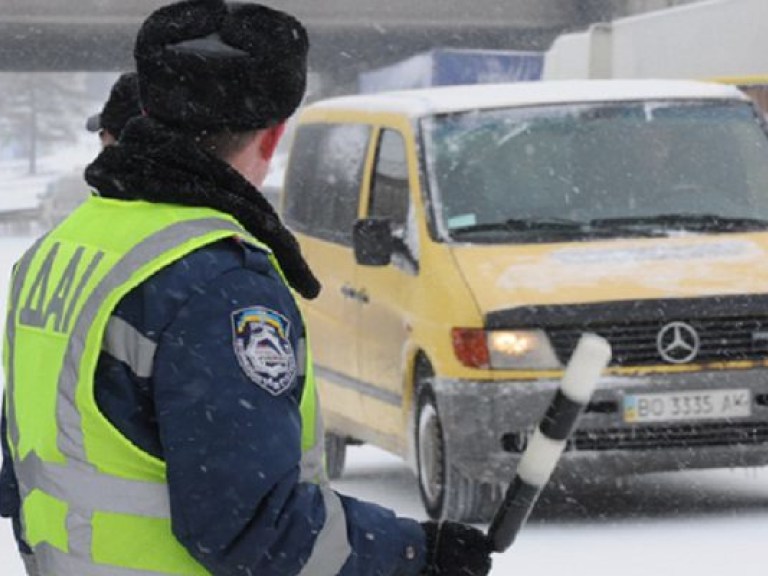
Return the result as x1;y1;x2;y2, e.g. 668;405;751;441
3;197;336;575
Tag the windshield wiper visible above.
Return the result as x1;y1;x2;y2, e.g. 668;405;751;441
448;213;768;240
590;214;768;232
451;217;587;236
503;217;588;230
450;217;667;239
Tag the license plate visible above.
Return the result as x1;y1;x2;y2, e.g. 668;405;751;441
623;389;751;423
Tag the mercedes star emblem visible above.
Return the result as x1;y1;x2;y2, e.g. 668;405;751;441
656;321;700;364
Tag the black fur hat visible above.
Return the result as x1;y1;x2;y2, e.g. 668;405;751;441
134;0;309;132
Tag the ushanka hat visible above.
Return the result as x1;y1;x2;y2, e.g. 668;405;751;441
134;0;309;132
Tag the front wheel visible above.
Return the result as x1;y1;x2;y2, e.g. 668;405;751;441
414;361;499;522
416;388;445;517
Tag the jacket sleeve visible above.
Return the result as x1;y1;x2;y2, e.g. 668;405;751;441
152;261;426;576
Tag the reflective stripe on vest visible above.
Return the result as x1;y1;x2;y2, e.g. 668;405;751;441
4;199;347;575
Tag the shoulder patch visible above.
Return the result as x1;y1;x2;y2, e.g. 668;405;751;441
231;306;296;395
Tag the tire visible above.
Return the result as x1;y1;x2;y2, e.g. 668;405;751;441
414;360;500;522
325;432;347;480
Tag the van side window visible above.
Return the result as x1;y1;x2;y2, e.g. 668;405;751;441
369;129;419;269
283;123;370;245
369;130;409;230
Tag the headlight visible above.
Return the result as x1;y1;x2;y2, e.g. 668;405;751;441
451;328;561;369
487;330;561;369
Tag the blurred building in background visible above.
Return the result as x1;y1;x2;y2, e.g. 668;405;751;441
0;0;706;98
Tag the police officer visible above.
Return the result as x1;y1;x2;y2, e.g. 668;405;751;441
85;71;141;147
0;1;494;575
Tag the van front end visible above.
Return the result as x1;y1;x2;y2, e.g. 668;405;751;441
416;294;768;522
433;365;768;488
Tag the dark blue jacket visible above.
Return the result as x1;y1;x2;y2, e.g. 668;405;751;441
1;238;426;575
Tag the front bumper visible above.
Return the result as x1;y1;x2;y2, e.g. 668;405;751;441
432;367;768;483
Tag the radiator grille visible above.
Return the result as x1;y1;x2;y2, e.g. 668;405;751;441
548;316;768;366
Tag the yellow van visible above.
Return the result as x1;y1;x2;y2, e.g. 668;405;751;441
281;80;768;521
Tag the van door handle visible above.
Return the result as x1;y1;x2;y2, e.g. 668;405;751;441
340;284;355;299
341;284;369;303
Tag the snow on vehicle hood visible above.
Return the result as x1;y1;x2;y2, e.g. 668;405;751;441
449;234;768;314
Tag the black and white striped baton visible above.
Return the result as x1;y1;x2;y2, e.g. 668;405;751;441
487;333;612;552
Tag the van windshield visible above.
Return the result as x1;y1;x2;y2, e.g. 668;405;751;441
421;100;768;242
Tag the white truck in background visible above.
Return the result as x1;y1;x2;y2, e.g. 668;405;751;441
358;48;544;94
543;0;768;112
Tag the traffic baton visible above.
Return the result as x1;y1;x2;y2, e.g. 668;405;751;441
487;333;612;552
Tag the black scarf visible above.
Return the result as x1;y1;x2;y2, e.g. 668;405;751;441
84;117;320;299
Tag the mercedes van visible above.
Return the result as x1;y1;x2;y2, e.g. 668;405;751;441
281;80;768;521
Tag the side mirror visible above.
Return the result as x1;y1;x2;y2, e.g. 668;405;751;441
353;218;393;266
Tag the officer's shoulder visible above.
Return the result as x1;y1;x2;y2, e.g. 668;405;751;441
168;237;273;282
136;238;278;311
117;238;295;339
234;238;279;278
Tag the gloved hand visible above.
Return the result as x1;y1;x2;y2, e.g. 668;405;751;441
420;520;493;576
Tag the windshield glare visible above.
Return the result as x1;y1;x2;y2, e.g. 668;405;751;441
422;100;768;240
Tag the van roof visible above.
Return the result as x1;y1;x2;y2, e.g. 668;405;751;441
304;79;748;118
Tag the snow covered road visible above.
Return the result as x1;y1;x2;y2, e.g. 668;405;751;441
7;447;768;576
336;445;768;576
6;443;767;575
